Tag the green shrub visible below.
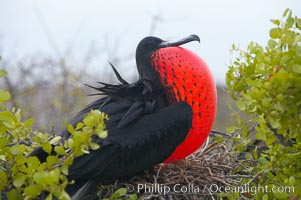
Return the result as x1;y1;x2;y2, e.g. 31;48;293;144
226;9;301;199
0;69;108;200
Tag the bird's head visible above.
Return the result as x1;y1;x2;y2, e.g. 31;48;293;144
135;35;200;80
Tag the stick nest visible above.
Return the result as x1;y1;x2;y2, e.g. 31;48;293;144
96;134;257;200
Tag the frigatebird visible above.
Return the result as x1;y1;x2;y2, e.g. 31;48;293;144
32;35;216;196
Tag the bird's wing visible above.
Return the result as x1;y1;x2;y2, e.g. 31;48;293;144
66;101;192;197
68;101;192;181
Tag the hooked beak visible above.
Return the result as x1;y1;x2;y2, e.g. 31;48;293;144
158;34;200;48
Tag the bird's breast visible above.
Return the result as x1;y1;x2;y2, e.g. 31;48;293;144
151;47;217;162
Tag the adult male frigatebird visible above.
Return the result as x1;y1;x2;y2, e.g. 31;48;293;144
32;34;217;195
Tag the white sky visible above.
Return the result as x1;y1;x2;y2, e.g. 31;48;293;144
1;0;300;85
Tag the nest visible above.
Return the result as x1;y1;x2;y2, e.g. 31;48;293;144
95;132;257;200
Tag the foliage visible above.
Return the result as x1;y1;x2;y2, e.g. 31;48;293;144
226;9;301;199
0;69;108;200
101;187;137;200
0;52;94;133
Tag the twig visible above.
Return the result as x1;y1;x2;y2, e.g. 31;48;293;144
210;129;231;138
247;170;264;185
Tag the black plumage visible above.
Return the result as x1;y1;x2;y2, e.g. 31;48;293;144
64;66;192;184
31;35;200;197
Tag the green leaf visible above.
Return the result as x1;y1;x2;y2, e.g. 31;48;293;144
0;155;6;161
45;194;53;200
274;191;289;199
0;137;7;149
214;135;224;142
75;122;84;130
242;127;249;138
42;142;52;154
111;188;127;198
0;111;11;122
266;134;276;145
67;124;75;134
296;45;301;57
15;109;21;122
270;19;280;26
66;156;73;165
261;98;272;108
45;168;60;186
13;174;26;187
54;145;66;155
262;194;269;200
276;94;284;102
129;194;138;200
288;176;296;186
236;100;246;111
268;117;281;129
24;118;34;127
89;142;100;150
24;185;41;198
7;189;22;200
226;126;238;134
0;69;7;78
96;130;108;139
270;28;281;39
256;132;267;141
10;144;21;155
47;156;59;168
283;8;290;17
268;39;277;48
33;172;44;185
49;136;62;145
59;190;71;200
80;147;90;154
296;17;301;30
116;187;127;196
61;161;69;175
0;170;8;190
286;17;294;28
293;64;301;74
0;90;11;102
27;156;40;173
258;156;269;164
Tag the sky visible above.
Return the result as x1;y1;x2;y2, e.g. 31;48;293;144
1;0;300;85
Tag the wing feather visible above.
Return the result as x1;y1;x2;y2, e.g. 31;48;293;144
68;102;192;181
